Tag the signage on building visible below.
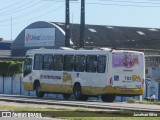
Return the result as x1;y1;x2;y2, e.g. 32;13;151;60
25;28;55;47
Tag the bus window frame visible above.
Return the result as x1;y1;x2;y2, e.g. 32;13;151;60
97;55;107;73
86;55;97;73
42;54;53;71
74;55;86;72
33;54;43;70
23;58;32;77
63;54;74;71
52;54;63;71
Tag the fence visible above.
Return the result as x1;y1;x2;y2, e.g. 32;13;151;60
0;74;61;98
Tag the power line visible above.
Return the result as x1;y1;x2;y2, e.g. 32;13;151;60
146;0;160;2
99;0;160;5
43;0;160;7
85;2;160;7
0;5;64;27
55;0;160;7
0;1;57;23
0;0;43;16
0;0;25;11
1;0;160;26
12;5;65;25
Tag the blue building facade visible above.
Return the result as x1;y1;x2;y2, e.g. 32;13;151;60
0;41;12;50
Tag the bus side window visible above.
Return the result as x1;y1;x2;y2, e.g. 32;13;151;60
86;55;97;72
33;54;43;70
74;55;86;72
53;54;63;71
42;54;53;70
97;55;106;73
63;55;74;71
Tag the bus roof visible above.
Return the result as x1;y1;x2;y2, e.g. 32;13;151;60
26;48;143;55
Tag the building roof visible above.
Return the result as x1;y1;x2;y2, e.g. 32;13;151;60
54;22;160;50
11;21;160;57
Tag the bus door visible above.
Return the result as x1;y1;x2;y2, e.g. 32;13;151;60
23;57;33;91
23;58;32;77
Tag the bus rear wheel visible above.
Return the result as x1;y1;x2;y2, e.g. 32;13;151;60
63;93;71;99
35;84;44;98
73;84;88;101
101;94;116;102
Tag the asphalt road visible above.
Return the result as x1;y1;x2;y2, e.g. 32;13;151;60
0;94;159;113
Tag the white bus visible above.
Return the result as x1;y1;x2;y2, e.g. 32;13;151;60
23;48;145;102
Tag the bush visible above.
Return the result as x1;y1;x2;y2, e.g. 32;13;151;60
0;60;22;76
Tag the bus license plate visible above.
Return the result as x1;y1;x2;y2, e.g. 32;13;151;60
124;90;132;94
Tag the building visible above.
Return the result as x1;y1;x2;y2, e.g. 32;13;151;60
11;21;160;57
0;39;12;59
0;40;12;50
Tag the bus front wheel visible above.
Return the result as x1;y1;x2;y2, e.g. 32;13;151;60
101;94;116;102
73;84;88;101
35;84;44;98
63;93;71;99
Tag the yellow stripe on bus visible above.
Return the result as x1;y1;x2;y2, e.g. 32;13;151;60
41;83;72;93
23;82;144;95
82;86;144;95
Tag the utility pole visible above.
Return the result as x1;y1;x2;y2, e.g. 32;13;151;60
65;0;70;47
79;0;85;48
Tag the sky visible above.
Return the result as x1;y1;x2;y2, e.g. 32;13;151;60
1;0;160;40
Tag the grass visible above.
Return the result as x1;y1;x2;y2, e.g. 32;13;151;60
0;104;159;119
67;117;160;120
127;99;160;105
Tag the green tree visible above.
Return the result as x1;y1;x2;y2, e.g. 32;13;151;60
0;60;22;77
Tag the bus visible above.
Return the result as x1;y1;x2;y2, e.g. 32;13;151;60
23;48;145;102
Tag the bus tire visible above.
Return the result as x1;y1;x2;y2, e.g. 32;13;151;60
35;83;44;98
73;84;88;101
62;93;71;99
101;94;116;102
73;84;82;100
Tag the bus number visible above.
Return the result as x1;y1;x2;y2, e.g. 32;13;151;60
125;75;141;81
125;76;132;81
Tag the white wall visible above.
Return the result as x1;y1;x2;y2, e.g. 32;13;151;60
144;66;160;99
0;74;62;99
4;77;12;94
0;77;3;93
143;78;159;99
